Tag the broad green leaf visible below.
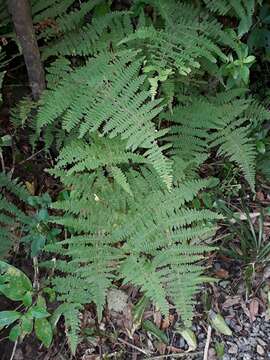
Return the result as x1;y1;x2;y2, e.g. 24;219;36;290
180;328;197;351
9;324;21;342
142;320;169;344
0;135;12;147
29;295;50;319
34;318;53;348
210;311;232;336
22;292;32;307
0;261;32;301
21;314;33;333
132;296;150;329
29;306;50;319
0;311;21;328
31;235;46;257
239;66;249;85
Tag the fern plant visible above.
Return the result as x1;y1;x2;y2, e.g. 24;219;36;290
165;89;270;191
203;0;256;37
36;50;172;188
44;165;220;351
10;0;267;354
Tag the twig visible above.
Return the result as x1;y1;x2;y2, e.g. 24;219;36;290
148;351;203;359
17;148;44;165
203;325;212;360
33;256;40;291
117;337;151;356
0;151;5;173
10;340;18;360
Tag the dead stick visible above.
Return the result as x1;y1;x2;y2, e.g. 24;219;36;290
203;325;212;360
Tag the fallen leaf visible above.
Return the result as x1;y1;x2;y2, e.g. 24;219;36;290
209;311;232;336
180;328;197;351
208;348;217;360
166;346;183;353
25;181;35;195
153;310;162;328
241;301;251;318
161;317;170;330
249;298;259;322
161;314;174;330
222;296;241;309
215;269;229;279
256;192;265;201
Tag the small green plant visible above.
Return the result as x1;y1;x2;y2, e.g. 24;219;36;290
0;261;54;347
0;172;59;258
217;200;270;290
22;193;60;257
220;42;256;88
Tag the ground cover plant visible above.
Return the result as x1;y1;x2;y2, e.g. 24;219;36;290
0;1;270;359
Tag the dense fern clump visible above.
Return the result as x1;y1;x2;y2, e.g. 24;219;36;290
4;0;268;354
45;164;220;349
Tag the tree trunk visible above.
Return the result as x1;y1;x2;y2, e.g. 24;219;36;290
8;0;45;100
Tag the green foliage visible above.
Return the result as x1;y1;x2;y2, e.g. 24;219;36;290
217;200;270;266
36;51;172;188
0;172;58;258
165;90;268;191
0;173;31;258
2;0;270;355
0;261;54;347
204;0;256;37
44;167;219;351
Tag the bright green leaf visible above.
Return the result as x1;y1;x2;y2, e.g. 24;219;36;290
9;324;21;342
34;318;53;348
180;328;197;351
0;311;21;328
210;311;232;336
22;292;33;307
142;320;169;344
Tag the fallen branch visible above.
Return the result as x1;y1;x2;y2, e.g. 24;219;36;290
203;325;212;360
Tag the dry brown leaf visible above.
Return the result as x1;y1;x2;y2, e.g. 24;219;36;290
215;269;229;279
241;301;251;318
256;192;265;201
153;310;162;328
222;296;241;309
167;345;184;353
249;298;259;322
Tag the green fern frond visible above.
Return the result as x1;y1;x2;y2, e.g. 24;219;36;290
211;126;256;191
166;92;259;190
36;51;172;188
204;0;255;36
0;173;30;258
